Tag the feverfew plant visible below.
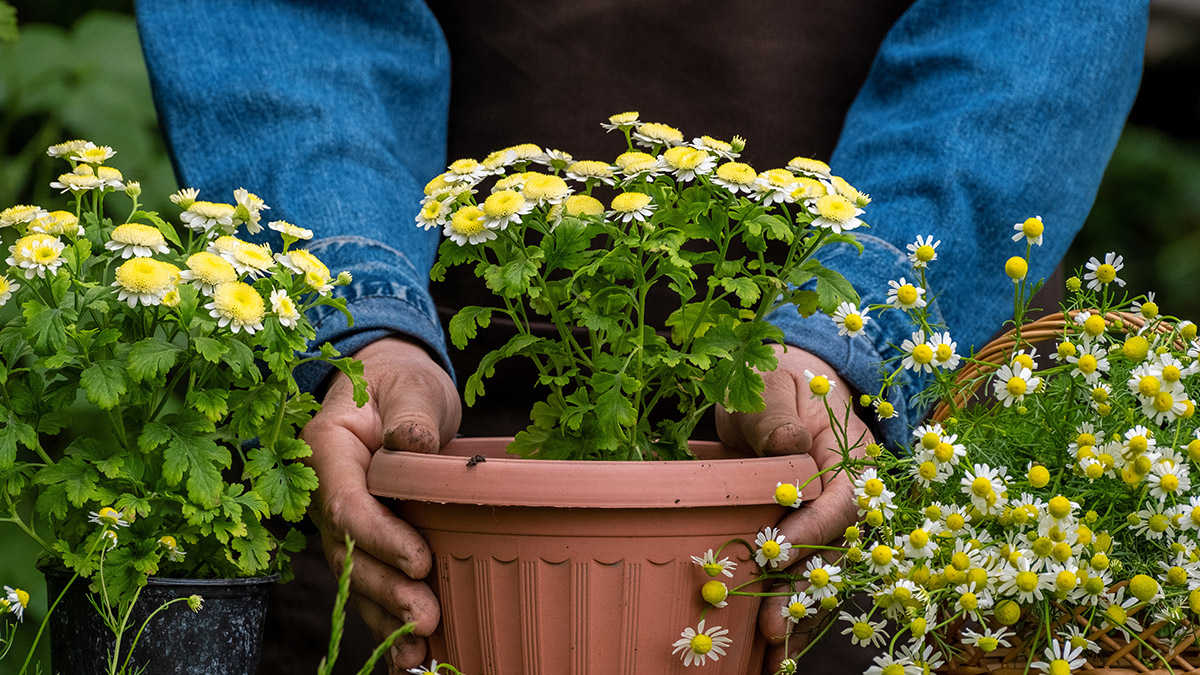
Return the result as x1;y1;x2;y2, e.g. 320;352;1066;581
425;112;865;460
0;141;365;601
686;218;1200;675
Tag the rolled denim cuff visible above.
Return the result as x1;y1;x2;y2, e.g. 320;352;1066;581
293;235;452;397
767;233;943;448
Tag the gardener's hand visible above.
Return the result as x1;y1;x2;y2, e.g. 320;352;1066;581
715;345;872;666
301;336;461;672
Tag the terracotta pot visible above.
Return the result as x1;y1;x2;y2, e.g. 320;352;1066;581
366;437;823;675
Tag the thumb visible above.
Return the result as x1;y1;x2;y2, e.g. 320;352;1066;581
356;338;461;454
717;362;812;457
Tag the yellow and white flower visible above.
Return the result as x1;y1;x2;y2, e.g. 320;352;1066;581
929;331;961;369
906;235;940;268
0;204;48;229
804;369;835;399
30;211;83;237
181;201;237;235
169;187;200;209
158;535;187;562
268;219;313;241
886;277;926;310
50;167;103;193
962;626;1013;653
691;549;737;578
961;463;1008;515
864;654;921;675
753;526;793;569
802;557;843;600
96;166;125;191
608;192;655;224
415;197;451;231
113;257;179;307
993;363;1039;408
662;146;716;183
690;135;738;160
671;620;732;667
1066;342;1109;384
46;139;92;158
901;330;936;374
4;586;30;622
710;161;758;194
481;190;534;230
1083;252;1126;291
839;610;888;648
443;205;495;246
1012;216;1045;246
444;158;490;184
180;251;238;295
521;173;571;205
205;281;266;334
781;592;815;624
70;144;116;165
233;188;269;234
0;276;18;306
88;506;129;528
831;301;870;338
7;233;66;278
229;242;277;279
600;111;639;133
1029;639;1086;675
1147;462;1190;502
754;168;798;205
786;156;831;179
564;160;615;185
632;121;684;149
270;289;301;329
613;151;662;179
106;223;171;258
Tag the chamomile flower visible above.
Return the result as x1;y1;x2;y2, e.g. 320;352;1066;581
839;611;888;648
809;189;865;234
7;233;65;278
632;122;684;148
169;187;200;209
1067;342;1109;384
406;660;443;675
181;200;237;235
444;158;489;184
866;542;898;575
1012;216;1045;246
106;223;171;258
710;161;758;194
774;481;803;508
112;257;178;307
481;190;534;230
443;206;493;246
89;506;129;528
1132;503;1174;541
0;276;18;306
267;220;313;241
158;535;187;562
993;364;1039;408
754;168;798;205
46;139;92;158
231;188;268;234
831;302;870;337
535;148;573;169
4;586;29;622
1083;252;1126;291
754;526;792;569
886;278;926;310
1058;625;1101;655
613;151;661;179
662;146;716;183
804;369;835;398
802;558;843;600
270;289;301;329
962;626;1013;653
900;521;941;560
929;331;961;370
50;166;103;193
864;654;921;675
1030;639;1086;675
781;592;815;623
671;620;732;667
71;144;116;165
901;330;936;373
1100;586;1143;639
997;555;1052;602
691;549;736;578
205;281;266;334
1133;291;1159;319
522;173;571;204
906;235;940;268
608;192;655;223
854;467;896;515
961;463;1008;515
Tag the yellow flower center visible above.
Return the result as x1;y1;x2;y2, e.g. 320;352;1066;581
959;592;978;610
1139;376;1161;397
636;122;683;144
186;252;237;285
1153;392;1176;413
482;190;526;218
689;633;713;655
1123;336;1150;360
115;258;174;293
971;476;994;498
701;580;727;606
607;111;639;126
1163;364;1181;382
1021;217;1044;238
936;344;953;361
566;160;613;179
851;622;874;641
1129;435;1149;454
809;375;831;396
918;461;938;480
1047;496;1071;519
109;223;163;248
1032;536;1053;557
189;201;236;219
912;344;934;364
788;601;810;620
815;194;856;222
761;540;781;559
1005;256;1028;280
715;162;757;185
1048;659;1072;675
1149;514;1170;532
864;478;884;498
1083;315;1105;336
1055;571;1079;592
450;206;486;236
523;174;569;201
1105;604;1128;626
1095;263;1117;284
232;244;275;271
1028;465;1050;487
978;637;999;652
946;513;966;531
774;483;799;506
843;314;863;331
610;192;652;213
871;545;893;567
1085;462;1104;480
663;146;708;171
159;535;177;548
876;402;894;418
448;158;481;175
909;529;930;548
563;195;605;217
896;284;919;306
915;244;937;262
809;568;830;587
614;151;657;171
1015;571;1039;593
1052;542;1073;562
1077;354;1097;373
212;282;266;324
1141;301;1159;318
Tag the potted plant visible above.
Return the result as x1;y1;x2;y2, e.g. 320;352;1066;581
365;113;870;673
0;140;366;674
686;230;1200;674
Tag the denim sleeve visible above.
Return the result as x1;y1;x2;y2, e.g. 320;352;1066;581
769;0;1148;446
135;0;453;394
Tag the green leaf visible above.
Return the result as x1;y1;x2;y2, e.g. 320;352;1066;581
138;420;172;454
0;408;37;469
159;411;231;508
716;277;761;307
255;462;318;521
592;373;636;428
483;248;544;298
127;337;183;382
448;306;493;350
22;301;67;352
664;298;735;345
33;457;99;506
811;263;860;313
130;210;182;248
80;360;128;410
230;521;273;574
192;335;227;363
189;388;229;423
326;355;367;407
222;337;258;380
790;290;820;317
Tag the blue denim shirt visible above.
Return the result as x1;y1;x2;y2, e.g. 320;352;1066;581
136;0;1147;447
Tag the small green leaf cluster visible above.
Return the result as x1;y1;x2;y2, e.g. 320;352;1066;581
427;115;865;460
0;141;365;601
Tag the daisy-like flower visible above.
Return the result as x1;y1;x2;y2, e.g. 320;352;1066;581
886;277;926;310
1030;639;1086;675
181;200;237;235
228;242;277;279
50;166;103;193
900;644;946;675
900;330;936;374
562;195;605;219
1;204;49;229
864;654;921;675
169;187;200;209
268;219;314;241
0;276;19;307
997;555;1053;603
7;233;66;279
660;146;716;183
444;158;490;184
601;111;640;132
710;161;758;194
962;626;1013;653
754;526;793;569
106;223;171;259
853;467;895;514
205;281;266;334
691;549;736;578
993;363;1040;408
522;173;571;204
839;611;888;648
113;257;178;307
233;188;269;234
1100;586;1144;639
1143;386;1188;426
4;586;30;622
46;139;92;158
1133;291;1159;319
774;480;803;508
808;188;865;234
803;369;835;399
405;659;443;675
928;331;961;370
1059;625;1101;655
802;557;843;600
632;121;684;149
275;248;330;281
906;235;940;268
415;198;451;231
691;135;738;159
565;160;615;185
158;535;187;562
613;151;662;179
1130;503;1173;541
830;175;871;207
180;251;238;295
1067;342;1109;384
786;156;831;179
671;620;732;667
270;289;301;329
1012;216;1045;246
961;463;1008;515
608;192;655;224
480;190;534;230
96;166;125;190
30;210;83;237
866;542;898;575
88;506;129;528
1174;495;1200;532
831;301;870;338
781;592;815;624
754;168;799;205
899;521;941;560
535;148;573;169
71;144;115;165
1083;252;1126;291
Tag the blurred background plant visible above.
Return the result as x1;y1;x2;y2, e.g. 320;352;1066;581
0;1;1198;674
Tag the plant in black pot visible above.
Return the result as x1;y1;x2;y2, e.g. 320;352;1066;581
0;140;366;674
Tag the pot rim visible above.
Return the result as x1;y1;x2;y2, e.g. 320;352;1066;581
366;436;823;508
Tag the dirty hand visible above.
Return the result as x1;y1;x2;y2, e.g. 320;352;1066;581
715;344;873;668
301;337;461;672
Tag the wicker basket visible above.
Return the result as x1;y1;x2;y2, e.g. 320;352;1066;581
928;313;1200;674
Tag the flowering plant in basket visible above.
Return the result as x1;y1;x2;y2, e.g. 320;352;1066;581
0;140;366;603
685;222;1200;675
423;111;868;460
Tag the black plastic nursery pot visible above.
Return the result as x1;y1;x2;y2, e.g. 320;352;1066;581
43;570;278;675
